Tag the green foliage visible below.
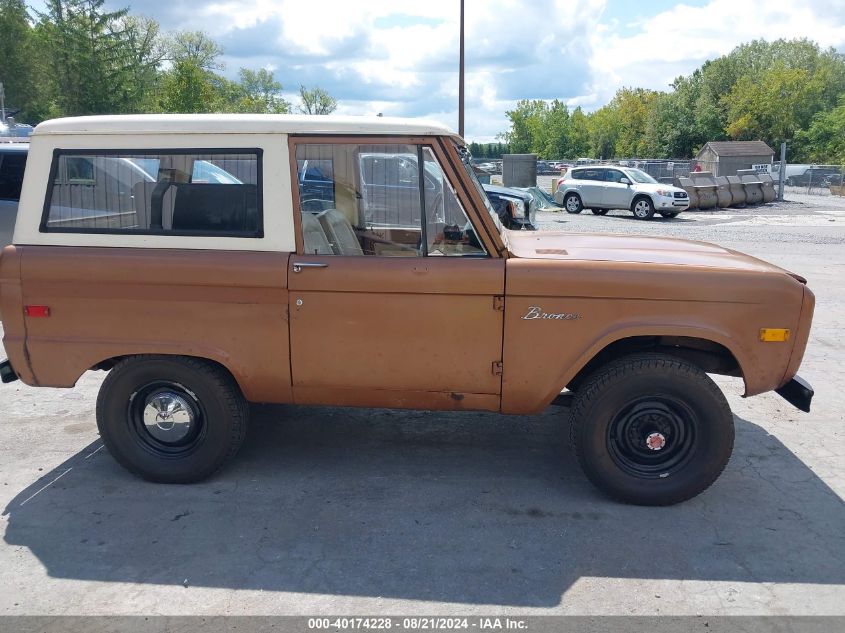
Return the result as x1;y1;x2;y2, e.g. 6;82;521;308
298;85;337;115
499;38;845;162
467;142;509;159
0;0;50;120
795;98;845;164
0;0;335;124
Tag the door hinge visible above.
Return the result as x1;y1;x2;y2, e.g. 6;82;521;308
492;361;503;376
493;295;505;311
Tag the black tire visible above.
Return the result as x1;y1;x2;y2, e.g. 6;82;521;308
591;209;609;216
660;211;679;218
96;355;248;483
631;197;655;220
568;353;734;506
564;193;583;214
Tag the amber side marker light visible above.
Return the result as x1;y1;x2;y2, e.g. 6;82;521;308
760;328;790;342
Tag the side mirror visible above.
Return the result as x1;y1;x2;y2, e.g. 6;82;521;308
620;177;631;185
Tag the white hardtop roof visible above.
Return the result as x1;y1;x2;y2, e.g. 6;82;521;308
33;114;461;139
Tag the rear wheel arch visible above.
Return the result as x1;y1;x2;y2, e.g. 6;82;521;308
92;353;248;398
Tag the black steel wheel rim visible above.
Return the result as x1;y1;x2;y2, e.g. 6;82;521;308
127;381;206;457
606;396;698;478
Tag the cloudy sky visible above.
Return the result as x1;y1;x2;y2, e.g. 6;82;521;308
99;0;845;140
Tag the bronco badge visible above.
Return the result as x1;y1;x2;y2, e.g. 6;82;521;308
521;306;580;321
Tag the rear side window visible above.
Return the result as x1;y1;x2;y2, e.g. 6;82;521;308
571;168;603;181
0;152;27;201
42;149;262;237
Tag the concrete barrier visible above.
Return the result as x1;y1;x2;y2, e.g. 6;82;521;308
758;174;777;203
714;176;735;207
737;170;764;205
726;176;747;206
688;172;718;209
677;177;699;209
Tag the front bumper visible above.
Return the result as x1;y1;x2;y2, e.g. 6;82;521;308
656;196;689;210
776;375;814;413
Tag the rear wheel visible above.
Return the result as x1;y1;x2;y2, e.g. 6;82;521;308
591;209;609;216
660;211;679;218
632;197;655;220
568;353;734;505
96;355;248;483
564;193;583;214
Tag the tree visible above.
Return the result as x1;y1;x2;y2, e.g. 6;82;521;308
229;68;289;113
0;0;49;121
35;0;163;116
298;85;337;115
158;59;215;113
166;30;223;71
795;98;845;164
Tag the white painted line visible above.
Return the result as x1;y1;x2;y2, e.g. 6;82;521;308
19;468;73;506
84;444;104;459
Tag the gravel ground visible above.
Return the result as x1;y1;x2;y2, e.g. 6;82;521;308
0;194;843;617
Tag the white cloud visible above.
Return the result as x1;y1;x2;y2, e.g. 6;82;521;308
590;0;845;107
97;0;845;142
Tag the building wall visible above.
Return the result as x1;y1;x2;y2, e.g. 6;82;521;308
695;150;773;177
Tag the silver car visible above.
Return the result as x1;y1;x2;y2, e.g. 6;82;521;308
554;166;690;220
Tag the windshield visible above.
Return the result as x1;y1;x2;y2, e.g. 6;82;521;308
454;143;505;236
623;168;658;184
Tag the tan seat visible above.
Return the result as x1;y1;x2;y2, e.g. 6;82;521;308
301;212;334;255
317;208;363;256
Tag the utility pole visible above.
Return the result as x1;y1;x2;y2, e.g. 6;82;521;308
0;82;6;124
458;0;465;138
778;142;787;201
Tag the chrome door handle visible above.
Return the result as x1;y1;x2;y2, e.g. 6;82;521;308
292;262;329;273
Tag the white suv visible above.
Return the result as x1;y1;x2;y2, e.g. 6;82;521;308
554;166;690;220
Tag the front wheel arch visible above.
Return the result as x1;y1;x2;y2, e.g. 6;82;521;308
562;335;744;395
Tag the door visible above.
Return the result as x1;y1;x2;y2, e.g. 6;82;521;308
601;168;633;209
288;139;505;409
572;168;605;206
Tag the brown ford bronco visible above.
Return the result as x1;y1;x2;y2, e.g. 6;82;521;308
0;115;815;505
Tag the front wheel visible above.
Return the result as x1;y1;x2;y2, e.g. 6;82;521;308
632;197;655;220
568;353;734;505
96;355;248;483
564;193;583;214
660;211;679;218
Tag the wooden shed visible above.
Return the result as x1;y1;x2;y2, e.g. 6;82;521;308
695;141;774;177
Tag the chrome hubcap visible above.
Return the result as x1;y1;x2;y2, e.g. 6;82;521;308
142;391;194;443
567;197;579;211
635;201;649;215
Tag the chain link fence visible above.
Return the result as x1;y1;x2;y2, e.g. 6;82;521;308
777;164;845;196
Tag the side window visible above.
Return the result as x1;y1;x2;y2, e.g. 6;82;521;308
604;169;624;183
0;153;27;201
421;147;485;256
294;143;485;257
43;150;261;236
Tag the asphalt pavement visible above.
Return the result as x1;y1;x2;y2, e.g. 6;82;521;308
1;194;843;616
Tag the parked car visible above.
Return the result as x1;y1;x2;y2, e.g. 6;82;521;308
555;165;690;219
0;142;28;247
482;183;537;230
785;167;843;187
0;114;815;506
